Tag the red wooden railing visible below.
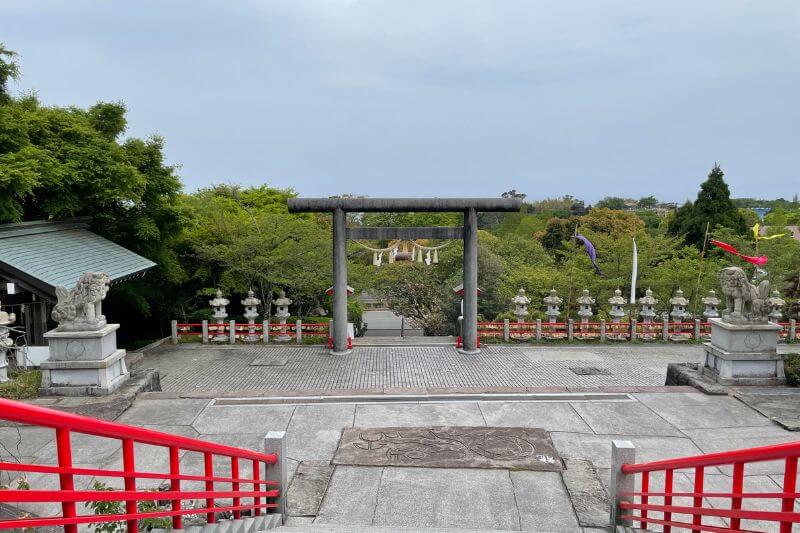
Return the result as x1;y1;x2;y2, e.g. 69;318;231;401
617;440;800;533
541;322;569;338
668;321;696;337
476;321;505;337
574;321;602;339
778;322;791;341
606;321;631;340
474;320;741;342
174;322;329;342
0;398;280;532
509;322;538;337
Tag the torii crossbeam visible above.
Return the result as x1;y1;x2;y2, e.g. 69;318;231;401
287;197;522;354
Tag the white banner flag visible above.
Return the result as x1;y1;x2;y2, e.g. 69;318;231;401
630;238;638;304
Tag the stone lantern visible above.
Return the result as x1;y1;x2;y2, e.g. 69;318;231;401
512;288;531;324
669;288;689;323
543;288;562;324
608;288;626;324
638;289;658;341
767;290;786;322
0;302;16;382
273;289;293;342
638;289;658;323
701;289;721;319
209;289;229;342
241;290;261;342
577;289;595;325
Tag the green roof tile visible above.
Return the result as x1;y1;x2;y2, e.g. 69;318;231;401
0;220;156;298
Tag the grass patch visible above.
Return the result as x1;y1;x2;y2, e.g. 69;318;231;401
785;353;800;387
0;370;42;399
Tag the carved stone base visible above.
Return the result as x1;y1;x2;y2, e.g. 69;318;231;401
702;318;784;386
40;324;130;396
45;323;120;360
40;349;129;396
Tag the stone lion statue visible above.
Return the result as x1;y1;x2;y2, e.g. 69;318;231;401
52;272;111;331
718;266;770;323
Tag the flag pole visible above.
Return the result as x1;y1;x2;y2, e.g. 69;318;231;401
567;224;579;317
691;221;711;318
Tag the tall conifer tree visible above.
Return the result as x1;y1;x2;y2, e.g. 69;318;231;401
668;164;746;247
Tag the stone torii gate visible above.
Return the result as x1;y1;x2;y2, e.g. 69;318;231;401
287;197;522;354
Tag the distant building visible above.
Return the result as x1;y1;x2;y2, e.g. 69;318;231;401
759;225;800;241
653;202;678;216
622;199;639;211
752;207;772;220
570;201;587;216
0;218;155;345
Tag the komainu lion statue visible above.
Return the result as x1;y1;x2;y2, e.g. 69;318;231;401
51;272;111;331
718;266;770;323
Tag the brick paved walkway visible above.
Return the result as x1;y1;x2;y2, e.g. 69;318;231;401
144;343;709;394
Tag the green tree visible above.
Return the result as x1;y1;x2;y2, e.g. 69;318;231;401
539;217;576;250
638;195;658;209
739;208;759;230
0;43;19;103
0;54;184;343
595;196;628;210
668;165;746;248
179;185;332;320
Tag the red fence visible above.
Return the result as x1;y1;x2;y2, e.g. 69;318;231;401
477;322;505;337
778;322;791;341
173;321;329;343
615;439;799;533
474;319;761;343
0;398;281;532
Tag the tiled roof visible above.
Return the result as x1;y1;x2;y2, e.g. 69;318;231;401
0;219;156;298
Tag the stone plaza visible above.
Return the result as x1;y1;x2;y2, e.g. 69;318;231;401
5;370;798;532
0;217;798;532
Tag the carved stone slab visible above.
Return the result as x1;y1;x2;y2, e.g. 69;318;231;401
333;426;562;471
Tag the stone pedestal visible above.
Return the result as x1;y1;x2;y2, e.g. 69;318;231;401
702;318;784;386
40;324;129;396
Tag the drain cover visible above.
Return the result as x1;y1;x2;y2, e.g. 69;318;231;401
569;366;612;376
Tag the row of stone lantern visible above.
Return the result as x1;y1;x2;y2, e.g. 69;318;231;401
209;288;294;343
510;287;789;323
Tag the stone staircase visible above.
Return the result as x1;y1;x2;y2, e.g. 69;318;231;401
154;515;621;532
150;514;282;533
281;524;544;533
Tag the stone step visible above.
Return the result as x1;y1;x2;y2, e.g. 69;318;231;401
280;524;520;533
151;513;282;533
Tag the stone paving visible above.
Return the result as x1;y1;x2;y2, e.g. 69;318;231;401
3;390;799;532
144;343;720;394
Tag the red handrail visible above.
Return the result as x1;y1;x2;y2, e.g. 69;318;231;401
622;440;800;473
618;439;800;532
0;398;280;532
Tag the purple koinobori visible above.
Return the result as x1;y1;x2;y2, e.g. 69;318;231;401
574;234;602;275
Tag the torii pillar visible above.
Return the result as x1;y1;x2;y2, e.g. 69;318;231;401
287;197;522;354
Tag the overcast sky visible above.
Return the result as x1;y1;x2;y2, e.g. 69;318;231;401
4;1;799;203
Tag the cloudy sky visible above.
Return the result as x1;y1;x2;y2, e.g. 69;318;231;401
4;1;799;203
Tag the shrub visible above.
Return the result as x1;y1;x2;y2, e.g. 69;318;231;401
785;353;800;387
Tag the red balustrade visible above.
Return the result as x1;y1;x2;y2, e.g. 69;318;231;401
778;322;791;341
508;322;538;338
477;322;505;337
0;399;280;532
175;323;204;337
606;321;631;340
616;439;800;533
173;321;329;343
